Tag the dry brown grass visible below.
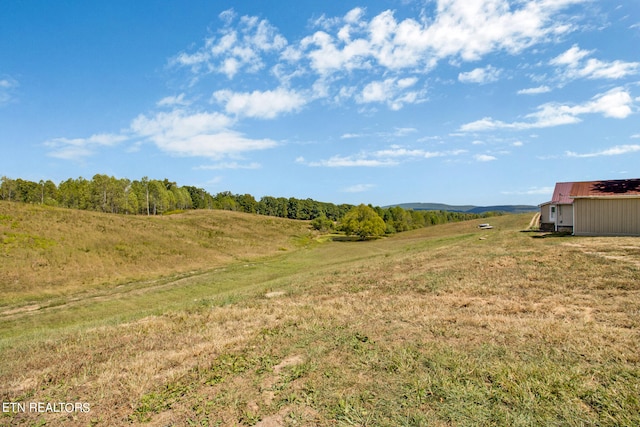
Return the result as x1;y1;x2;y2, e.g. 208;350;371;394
1;212;639;426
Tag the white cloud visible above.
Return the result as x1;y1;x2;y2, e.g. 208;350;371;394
461;87;635;131
172;11;287;79
374;147;436;158
460;117;510;132
517;85;551;95
502;186;554;195
169;1;587;112
130;109;277;158
582;87;634;118
194;162;261;170
0;77;18;106
566;144;640;158
393;127;417;136
372;146;465;159
309;155;398;167
344;7;366;25
340;127;416;140
341;133;363;139
551;44;640;81
397;77;418;88
458;65;502;84
213;88;307;119
342;183;375;193
475;154;497;162
357;77;422;110
550;44;591;67
309;145;467;167
425;0;582;61
301;29;372;75
44;133;127;160
298;1;584;77
359;79;393;103
157;93;190;107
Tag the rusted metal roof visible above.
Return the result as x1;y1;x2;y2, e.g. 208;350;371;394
570;179;640;198
550;182;575;204
547;179;640;204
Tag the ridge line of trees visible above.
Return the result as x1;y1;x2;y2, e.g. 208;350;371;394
1;175;498;235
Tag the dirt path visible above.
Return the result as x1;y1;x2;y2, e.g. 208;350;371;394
0;267;218;321
527;212;540;229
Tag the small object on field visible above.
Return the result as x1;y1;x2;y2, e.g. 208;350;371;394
478;223;493;229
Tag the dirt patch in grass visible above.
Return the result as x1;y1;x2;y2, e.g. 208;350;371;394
562;237;640;268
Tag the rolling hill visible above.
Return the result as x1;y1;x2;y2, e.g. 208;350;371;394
387;202;539;214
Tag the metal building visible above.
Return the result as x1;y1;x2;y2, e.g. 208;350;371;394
540;179;640;236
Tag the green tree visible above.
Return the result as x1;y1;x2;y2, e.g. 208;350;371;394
148;179;169;214
214;191;237;211
125;186;139;214
183;186;214;210
387;206;413;232
42;180;58;206
0;176;16;201
311;214;334;232
236;193;257;213
339;204;386;240
14;179;40;203
57;177;90;209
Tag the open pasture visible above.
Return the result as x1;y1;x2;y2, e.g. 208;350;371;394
1;206;639;426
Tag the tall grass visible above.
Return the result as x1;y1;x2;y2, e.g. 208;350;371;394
1;207;639;426
0;201;310;306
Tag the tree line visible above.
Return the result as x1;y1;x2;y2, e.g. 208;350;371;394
0;174;496;235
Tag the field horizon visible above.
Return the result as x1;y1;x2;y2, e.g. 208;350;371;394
1;202;639;426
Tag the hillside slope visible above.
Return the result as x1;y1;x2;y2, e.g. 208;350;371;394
389;202;539;213
0;201;311;304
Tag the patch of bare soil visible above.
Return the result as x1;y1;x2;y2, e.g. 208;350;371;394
0;304;40;317
265;291;286;298
253;355;306;427
562;239;640;268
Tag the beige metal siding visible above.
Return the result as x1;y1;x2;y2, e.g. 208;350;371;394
557;204;573;227
574;198;640;236
539;202;551;223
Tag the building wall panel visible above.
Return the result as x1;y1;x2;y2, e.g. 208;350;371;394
558;204;573;227
574;198;640;236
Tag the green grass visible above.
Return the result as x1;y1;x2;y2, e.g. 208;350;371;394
1;206;639;426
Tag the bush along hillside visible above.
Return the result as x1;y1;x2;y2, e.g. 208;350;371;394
0;175;496;235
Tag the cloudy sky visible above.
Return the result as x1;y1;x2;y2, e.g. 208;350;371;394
1;0;639;206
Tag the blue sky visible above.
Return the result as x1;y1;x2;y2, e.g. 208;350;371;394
1;0;639;206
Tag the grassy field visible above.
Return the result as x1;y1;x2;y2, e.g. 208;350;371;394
1;202;639;426
0;202;310;307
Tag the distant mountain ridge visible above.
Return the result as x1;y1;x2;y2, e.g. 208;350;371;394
386;202;538;214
